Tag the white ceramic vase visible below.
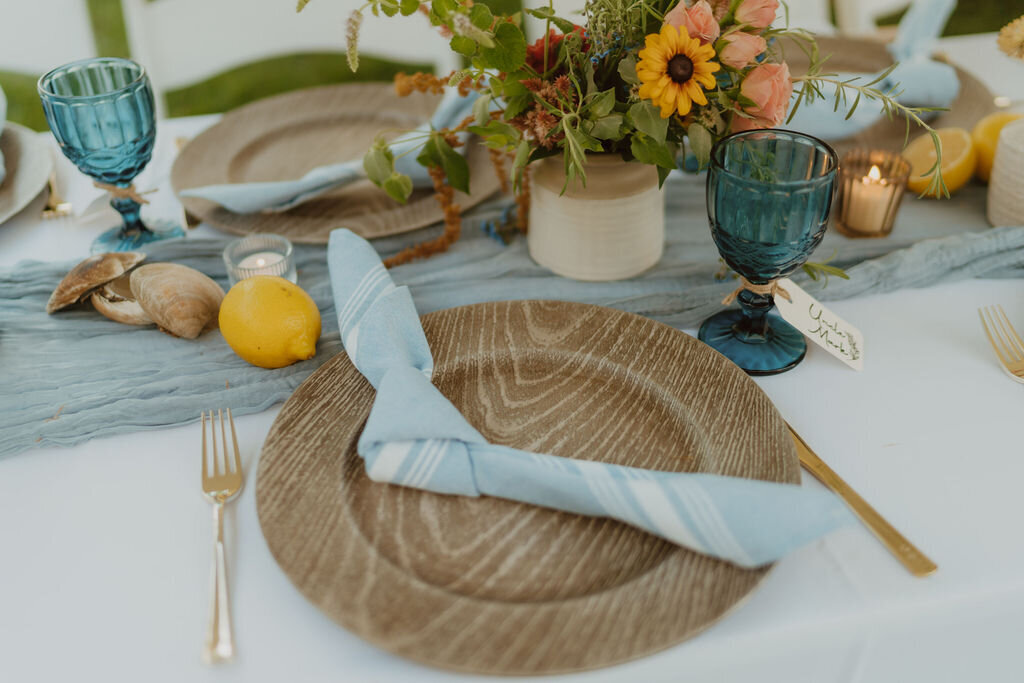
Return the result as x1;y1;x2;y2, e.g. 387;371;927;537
527;154;665;281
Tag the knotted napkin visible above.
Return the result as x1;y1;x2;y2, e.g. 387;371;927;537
327;228;853;568
789;0;959;141
179;89;479;214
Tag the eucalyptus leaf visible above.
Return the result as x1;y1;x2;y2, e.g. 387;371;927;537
382;172;414;203
630;132;676;170
363;142;395;185
450;35;477;57
688;124;713;169
469;3;494;29
472;94;492;126
590;113;624;140
617;55;641;86
479;22;526;72
524;7;576;34
627;101;668;146
399;0;419;15
588;89;616;118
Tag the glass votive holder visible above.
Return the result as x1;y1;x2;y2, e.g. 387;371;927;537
833;149;911;238
222;234;297;286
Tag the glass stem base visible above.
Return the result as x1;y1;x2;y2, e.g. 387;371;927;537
90;218;186;254
698;309;807;376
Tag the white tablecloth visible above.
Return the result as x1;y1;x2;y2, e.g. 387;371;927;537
2;34;1024;683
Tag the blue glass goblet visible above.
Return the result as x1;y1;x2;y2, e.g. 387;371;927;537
699;130;838;375
38;58;184;253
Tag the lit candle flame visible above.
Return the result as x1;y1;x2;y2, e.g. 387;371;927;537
867;165;882;181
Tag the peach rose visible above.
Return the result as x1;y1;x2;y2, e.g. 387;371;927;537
719;31;767;68
734;0;778;30
732;62;792;131
664;0;721;44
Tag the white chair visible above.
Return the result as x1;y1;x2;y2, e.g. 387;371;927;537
0;0;97;75
120;0;462;117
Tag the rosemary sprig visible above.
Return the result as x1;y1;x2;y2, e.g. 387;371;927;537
789;66;949;198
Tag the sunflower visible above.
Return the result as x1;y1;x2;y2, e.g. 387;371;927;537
637;24;720;119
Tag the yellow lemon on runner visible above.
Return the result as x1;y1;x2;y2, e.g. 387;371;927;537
219;276;321;369
972;112;1024;182
904;127;976;197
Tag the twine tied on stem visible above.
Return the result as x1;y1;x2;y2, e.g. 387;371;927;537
92;181;156;205
721;277;792;306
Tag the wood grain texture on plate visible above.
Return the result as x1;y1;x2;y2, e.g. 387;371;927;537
785;36;994;154
170;83;502;243
257;300;797;675
0;123;53;226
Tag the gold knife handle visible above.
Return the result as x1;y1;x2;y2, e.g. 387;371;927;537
789;426;938;577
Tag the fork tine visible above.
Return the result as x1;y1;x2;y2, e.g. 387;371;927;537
988;306;1021;362
980;307;1013;365
211;410;221;475
201;411;209;479
227;408;242;477
218;409;230;473
996;305;1024;359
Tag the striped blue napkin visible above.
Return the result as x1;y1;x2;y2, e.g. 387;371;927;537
327;229;854;567
180;89;479;214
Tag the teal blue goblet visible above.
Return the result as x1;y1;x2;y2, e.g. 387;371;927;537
38;58;184;253
699;130;838;375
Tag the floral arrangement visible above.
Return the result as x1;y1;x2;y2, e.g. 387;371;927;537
299;0;943;265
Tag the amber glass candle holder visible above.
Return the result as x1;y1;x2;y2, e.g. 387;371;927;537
834;149;910;238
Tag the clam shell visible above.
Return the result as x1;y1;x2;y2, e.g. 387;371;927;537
90;274;153;326
129;263;225;339
46;252;146;314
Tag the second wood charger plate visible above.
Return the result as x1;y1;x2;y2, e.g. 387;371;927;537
171;83;501;242
257;300;798;675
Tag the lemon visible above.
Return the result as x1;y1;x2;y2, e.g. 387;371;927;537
219;276;321;369
903;127;976;197
972;112;1024;183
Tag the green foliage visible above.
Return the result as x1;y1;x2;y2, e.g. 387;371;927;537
479;22;527;71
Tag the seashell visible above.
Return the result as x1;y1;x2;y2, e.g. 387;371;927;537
90;274;153;326
129;263;225;339
46;252;146;313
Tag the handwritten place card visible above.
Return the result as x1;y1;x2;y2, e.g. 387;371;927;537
774;278;864;371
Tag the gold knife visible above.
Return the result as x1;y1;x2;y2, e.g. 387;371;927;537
788;425;938;577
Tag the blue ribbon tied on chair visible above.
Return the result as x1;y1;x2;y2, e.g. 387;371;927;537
327;229;854;568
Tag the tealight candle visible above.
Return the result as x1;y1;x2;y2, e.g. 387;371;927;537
834;149;911;238
223;234;297;285
237;251;284;270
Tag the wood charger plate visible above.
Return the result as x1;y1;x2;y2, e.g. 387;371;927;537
170;83;501;243
785;36;995;154
257;300;798;675
0;122;53;226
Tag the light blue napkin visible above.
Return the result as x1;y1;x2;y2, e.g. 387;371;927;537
179;89;479;214
0;84;7;187
327;228;853;568
789;0;958;140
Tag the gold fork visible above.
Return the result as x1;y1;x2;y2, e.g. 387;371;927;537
200;409;244;663
978;305;1024;383
41;171;72;219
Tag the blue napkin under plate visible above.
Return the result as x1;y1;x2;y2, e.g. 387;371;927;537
0;84;7;188
789;0;958;140
180;89;479;214
327;228;854;568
